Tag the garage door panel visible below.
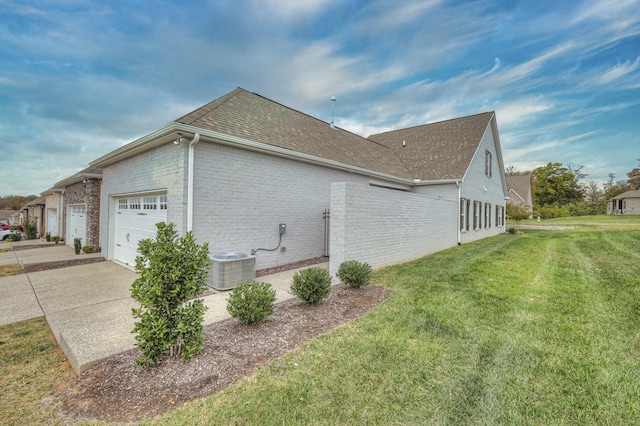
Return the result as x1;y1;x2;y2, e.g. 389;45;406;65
114;195;167;266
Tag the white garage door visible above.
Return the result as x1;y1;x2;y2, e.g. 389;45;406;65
114;194;167;266
67;205;87;246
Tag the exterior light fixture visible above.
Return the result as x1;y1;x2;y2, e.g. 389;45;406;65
174;133;184;145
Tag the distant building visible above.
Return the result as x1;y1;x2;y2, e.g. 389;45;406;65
506;174;533;211
608;189;640;215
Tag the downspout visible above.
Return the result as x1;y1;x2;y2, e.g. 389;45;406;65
187;133;201;232
456;180;462;245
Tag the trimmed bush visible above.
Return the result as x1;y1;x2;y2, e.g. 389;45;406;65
336;260;373;288
74;238;82;255
45;232;51;242
131;222;210;366
291;267;332;304
226;281;276;325
81;245;96;254
7;232;22;242
23;220;37;240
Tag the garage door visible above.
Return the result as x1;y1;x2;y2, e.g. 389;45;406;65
114;195;167;266
67;205;87;246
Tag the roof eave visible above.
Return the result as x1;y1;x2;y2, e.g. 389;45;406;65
90;123;181;167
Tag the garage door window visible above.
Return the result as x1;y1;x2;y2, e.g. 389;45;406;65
118;196;167;212
143;196;158;210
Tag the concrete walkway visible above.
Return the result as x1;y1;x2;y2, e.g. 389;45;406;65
0;242;325;373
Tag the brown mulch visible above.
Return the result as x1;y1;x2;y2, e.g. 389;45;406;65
50;284;390;424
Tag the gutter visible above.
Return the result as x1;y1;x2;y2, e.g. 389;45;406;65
187;133;200;232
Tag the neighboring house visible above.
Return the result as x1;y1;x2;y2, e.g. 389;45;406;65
42;188;64;238
608;190;640;215
0;210;18;226
506;174;533;211
90;87;508;279
53;166;103;249
21;196;45;236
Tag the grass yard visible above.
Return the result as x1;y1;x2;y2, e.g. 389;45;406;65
0;317;71;426
1;215;639;424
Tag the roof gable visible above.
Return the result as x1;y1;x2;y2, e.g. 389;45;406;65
367;112;495;181
176;88;413;179
506;174;532;203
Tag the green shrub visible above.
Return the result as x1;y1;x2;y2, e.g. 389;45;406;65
226;281;276;325
7;232;22;242
506;227;517;234
131;222;210;366
51;235;60;244
45;232;51;242
23;220;37;240
73;238;82;255
291;267;332;304
336;260;373;288
81;245;95;254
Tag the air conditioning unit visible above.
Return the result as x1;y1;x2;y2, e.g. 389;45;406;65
209;252;256;290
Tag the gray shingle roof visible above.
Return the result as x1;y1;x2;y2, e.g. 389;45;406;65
610;189;640;200
367;112;495;181
506;174;532;204
176;88;413;179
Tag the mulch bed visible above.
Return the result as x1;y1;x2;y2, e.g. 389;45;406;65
50;284;391;424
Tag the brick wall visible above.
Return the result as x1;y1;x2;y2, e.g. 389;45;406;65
193;143;367;270
330;182;458;280
99;143;187;260
62;179;101;249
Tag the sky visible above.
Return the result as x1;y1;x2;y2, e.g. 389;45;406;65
1;0;639;197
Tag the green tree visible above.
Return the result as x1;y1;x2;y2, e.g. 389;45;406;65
506;203;530;231
627;159;640;190
131;222;211;366
581;180;606;214
532;162;584;209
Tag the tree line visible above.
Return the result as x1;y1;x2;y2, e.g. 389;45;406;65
0;195;38;211
506;160;640;218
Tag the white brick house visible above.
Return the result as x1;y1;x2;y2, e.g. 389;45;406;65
91;88;508;278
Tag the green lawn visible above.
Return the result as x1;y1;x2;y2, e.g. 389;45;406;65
154;217;640;425
2;215;640;425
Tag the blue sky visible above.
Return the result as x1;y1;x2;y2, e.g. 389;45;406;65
1;0;639;196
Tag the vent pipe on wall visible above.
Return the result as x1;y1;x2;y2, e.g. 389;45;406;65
330;96;336;128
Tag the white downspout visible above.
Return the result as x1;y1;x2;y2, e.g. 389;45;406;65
456;180;462;245
187;133;200;232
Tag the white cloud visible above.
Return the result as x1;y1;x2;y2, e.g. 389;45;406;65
589;57;640;86
259;0;338;20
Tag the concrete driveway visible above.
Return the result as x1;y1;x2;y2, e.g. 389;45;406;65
0;242;325;373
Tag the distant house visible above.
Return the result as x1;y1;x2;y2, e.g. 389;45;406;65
608;190;640;215
90;87;508;277
41;188;64;239
53;166;103;249
0;210;18;226
506;174;533;211
20;196;45;236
